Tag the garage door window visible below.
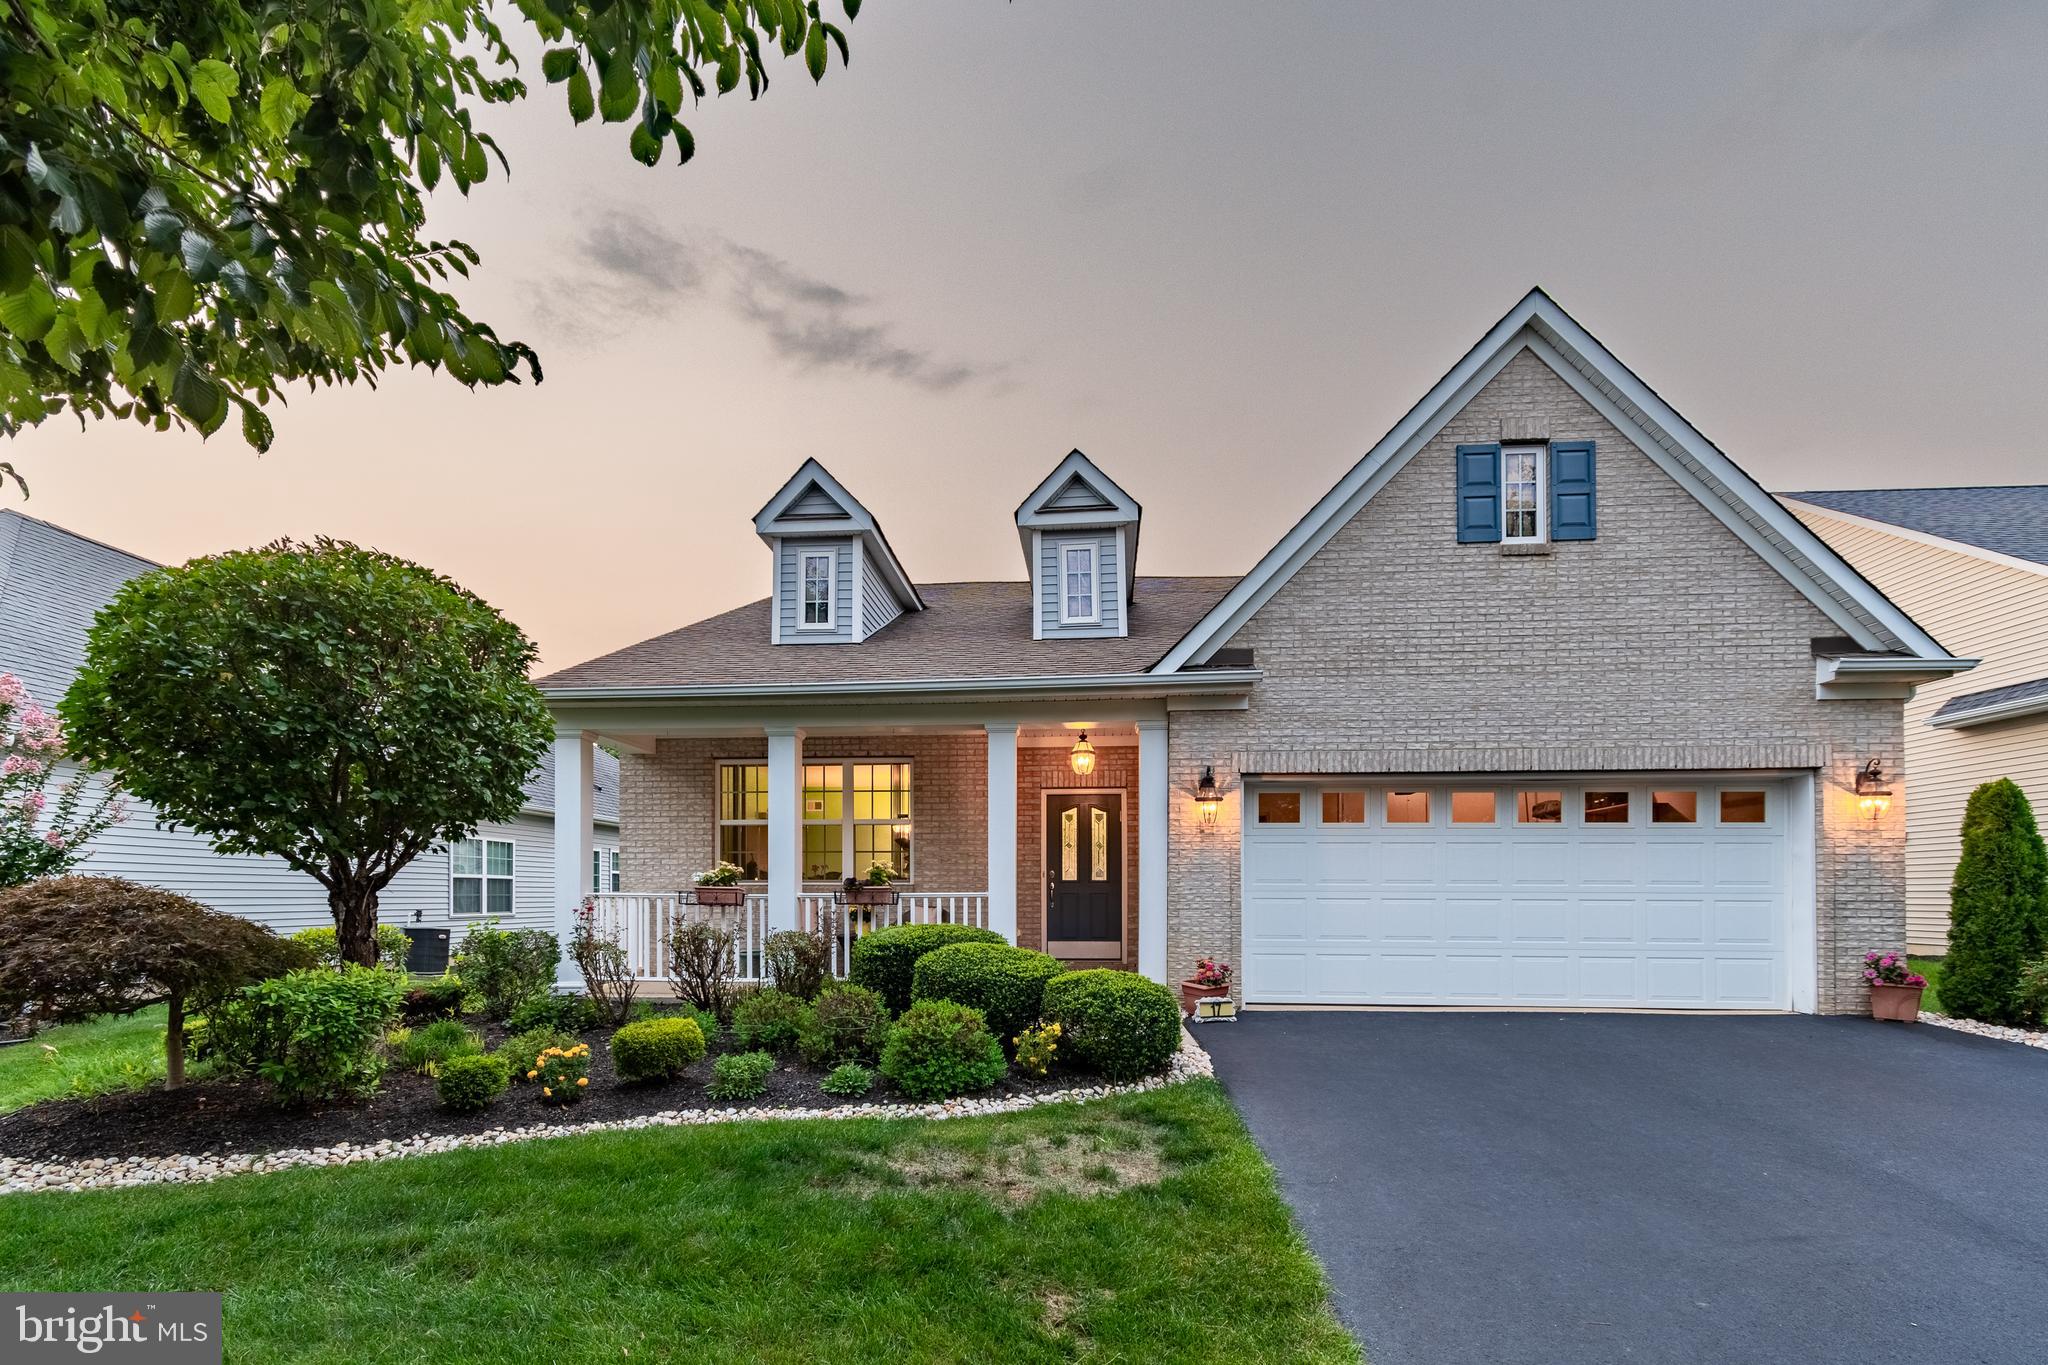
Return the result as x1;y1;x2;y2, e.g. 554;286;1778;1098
1720;790;1767;823
1385;790;1430;824
1450;790;1496;824
1322;791;1365;824
1584;790;1630;824
1256;791;1301;824
1652;791;1698;823
1517;790;1562;823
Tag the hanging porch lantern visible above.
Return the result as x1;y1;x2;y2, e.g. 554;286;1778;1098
1068;732;1098;778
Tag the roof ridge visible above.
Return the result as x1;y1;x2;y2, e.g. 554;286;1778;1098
1784;485;2048;496
0;507;161;570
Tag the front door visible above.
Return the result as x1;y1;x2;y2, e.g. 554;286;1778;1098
1045;792;1123;959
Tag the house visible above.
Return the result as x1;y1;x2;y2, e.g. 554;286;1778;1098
0;509;620;961
539;289;1970;1014
1779;487;2048;953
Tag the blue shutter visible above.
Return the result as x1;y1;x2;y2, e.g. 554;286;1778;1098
1550;440;1597;541
1455;443;1502;543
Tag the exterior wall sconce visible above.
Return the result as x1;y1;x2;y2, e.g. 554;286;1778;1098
1067;732;1097;778
1193;766;1224;827
1855;759;1892;819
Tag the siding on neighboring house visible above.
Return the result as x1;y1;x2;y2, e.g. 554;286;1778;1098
1165;349;1904;1015
776;539;856;644
861;557;903;638
1793;507;2048;951
1037;532;1122;638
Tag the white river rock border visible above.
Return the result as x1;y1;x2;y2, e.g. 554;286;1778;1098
1918;1011;2048;1052
1;1028;1216;1197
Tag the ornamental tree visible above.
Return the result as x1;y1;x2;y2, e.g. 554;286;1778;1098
0;874;309;1087
0;0;861;465
1942;778;2048;1024
0;671;124;886
60;538;553;966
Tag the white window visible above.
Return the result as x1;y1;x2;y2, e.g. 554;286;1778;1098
591;847;620;893
452;837;514;916
800;551;835;628
1502;444;1545;543
1060;544;1099;624
717;763;769;879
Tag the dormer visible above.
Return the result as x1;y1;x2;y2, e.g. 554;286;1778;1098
1014;450;1142;641
754;460;923;645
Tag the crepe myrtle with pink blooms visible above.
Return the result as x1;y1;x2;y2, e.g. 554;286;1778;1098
1863;952;1928;989
0;673;124;887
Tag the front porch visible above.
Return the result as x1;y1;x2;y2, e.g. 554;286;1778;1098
546;708;1185;988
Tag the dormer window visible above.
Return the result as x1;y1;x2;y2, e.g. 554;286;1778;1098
800;551;835;629
1502;444;1544;543
1060;544;1099;624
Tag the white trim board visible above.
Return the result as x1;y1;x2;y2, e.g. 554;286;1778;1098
1154;288;1958;673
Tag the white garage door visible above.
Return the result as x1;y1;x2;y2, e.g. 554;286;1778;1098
1242;779;1794;1009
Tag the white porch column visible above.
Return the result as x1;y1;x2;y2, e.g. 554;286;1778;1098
1136;719;1169;983
765;725;803;933
984;723;1019;943
551;728;595;989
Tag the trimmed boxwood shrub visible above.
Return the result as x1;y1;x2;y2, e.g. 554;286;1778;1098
1943;778;2048;1024
879;1000;1007;1100
1040;970;1181;1081
797;982;891;1066
436;1052;511;1112
730;988;807;1054
911;942;1063;1045
849;923;1004;1013
610;1016;708;1083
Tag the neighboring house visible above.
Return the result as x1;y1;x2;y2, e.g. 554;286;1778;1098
1780;487;2048;953
0;509;619;960
539;289;1969;1015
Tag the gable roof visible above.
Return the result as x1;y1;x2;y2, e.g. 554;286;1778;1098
1928;675;2048;729
1153;288;1959;672
0;509;617;824
1014;449;1144;588
1781;487;2048;571
536;577;1238;694
753;458;924;612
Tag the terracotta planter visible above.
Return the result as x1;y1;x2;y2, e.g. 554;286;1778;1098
847;885;897;906
692;885;747;908
1181;979;1228;1014
1869;982;1924;1022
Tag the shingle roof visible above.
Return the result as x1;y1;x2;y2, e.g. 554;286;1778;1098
1929;675;2048;726
1784;487;2048;568
0;509;616;823
537;577;1243;691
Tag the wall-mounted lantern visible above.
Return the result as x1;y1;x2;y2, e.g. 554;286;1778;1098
1855;759;1892;819
1193;765;1224;827
1067;732;1098;778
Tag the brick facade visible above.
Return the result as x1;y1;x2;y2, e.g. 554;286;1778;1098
1164;349;1905;1014
619;732;988;895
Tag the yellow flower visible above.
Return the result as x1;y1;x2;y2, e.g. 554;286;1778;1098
527;1070;538;1079
577;1077;589;1087
542;1086;552;1097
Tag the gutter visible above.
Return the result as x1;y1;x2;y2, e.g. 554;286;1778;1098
1927;692;2048;730
1817;655;1977;681
540;668;1263;705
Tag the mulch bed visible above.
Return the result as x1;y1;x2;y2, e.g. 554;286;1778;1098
0;1016;1107;1162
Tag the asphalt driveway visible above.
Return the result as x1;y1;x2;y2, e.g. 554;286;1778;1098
1204;1012;2047;1365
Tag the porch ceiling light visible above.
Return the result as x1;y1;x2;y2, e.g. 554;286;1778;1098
1855;758;1892;819
1068;732;1098;778
1194;766;1223;827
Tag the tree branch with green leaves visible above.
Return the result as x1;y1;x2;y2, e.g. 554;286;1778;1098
0;0;862;471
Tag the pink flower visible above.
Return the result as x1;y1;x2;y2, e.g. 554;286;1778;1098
0;754;43;778
42;830;64;850
17;790;44;815
0;674;24;708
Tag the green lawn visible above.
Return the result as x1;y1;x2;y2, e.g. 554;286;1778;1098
1910;957;1946;1015
0;1081;1358;1363
0;1006;183;1113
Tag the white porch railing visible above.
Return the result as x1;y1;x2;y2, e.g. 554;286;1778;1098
587;891;990;985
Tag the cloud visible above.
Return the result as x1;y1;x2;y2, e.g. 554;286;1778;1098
533;211;993;392
1766;0;2039;78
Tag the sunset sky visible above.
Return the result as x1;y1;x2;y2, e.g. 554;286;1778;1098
11;0;2044;674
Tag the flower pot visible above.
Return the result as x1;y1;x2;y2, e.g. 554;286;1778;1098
693;885;747;908
1181;979;1227;1014
847;885;896;907
1869;982;1924;1022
